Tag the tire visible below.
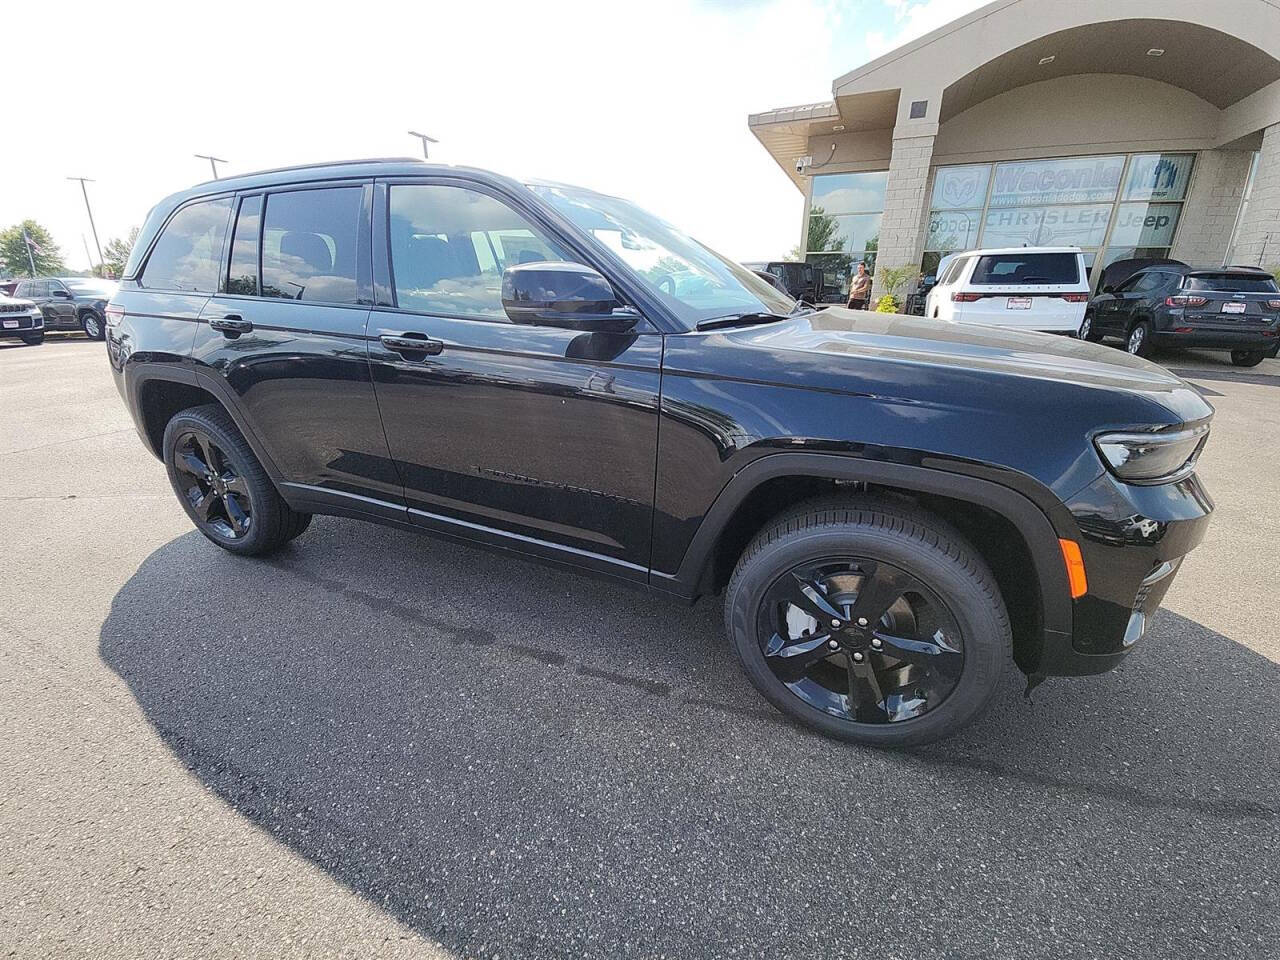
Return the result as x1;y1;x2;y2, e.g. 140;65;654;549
80;311;105;340
1230;349;1267;368
21;333;44;346
1126;321;1152;357
162;404;311;556
1079;311;1102;342
725;496;1011;747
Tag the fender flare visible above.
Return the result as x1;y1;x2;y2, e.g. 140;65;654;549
659;452;1074;642
126;361;287;483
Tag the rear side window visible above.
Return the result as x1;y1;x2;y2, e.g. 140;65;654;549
939;257;967;285
140;198;233;293
261;188;362;303
226;196;262;296
1184;273;1278;293
387;183;572;320
970;253;1079;285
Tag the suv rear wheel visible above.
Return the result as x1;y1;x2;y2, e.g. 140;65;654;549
1126;321;1152;357
162;404;310;555
725;497;1010;746
80;311;105;340
1230;349;1267;368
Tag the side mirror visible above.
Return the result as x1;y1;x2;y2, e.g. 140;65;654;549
502;261;638;331
1101;284;1115;294
53;289;72;299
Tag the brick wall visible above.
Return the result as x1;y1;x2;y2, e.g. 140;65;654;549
873;134;936;301
1230;123;1280;269
1171;150;1253;267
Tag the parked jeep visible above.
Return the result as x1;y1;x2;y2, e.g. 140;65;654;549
13;276;117;339
107;160;1214;745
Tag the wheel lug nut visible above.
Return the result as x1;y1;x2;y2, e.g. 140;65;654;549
828;639;839;649
871;637;882;649
852;651;865;662
857;617;868;627
830;619;841;628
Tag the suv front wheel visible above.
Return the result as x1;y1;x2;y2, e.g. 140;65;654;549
725;497;1010;746
162;404;310;555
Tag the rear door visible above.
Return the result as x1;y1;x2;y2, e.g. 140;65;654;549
961;252;1085;330
191;183;403;513
367;177;662;581
1178;272;1280;332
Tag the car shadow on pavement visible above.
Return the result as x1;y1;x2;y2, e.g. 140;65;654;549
99;520;1280;958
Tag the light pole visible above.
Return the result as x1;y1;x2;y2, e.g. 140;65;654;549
67;177;104;275
407;130;438;159
195;154;228;179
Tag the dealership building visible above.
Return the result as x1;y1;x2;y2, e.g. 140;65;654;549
749;0;1280;300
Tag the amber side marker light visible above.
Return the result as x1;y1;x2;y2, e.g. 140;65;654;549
1059;539;1088;598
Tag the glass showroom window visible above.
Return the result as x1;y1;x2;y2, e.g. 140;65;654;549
923;153;1195;282
1098;153;1196;270
805;171;887;300
923;164;988;279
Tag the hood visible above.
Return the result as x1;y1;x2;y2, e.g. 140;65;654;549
0;294;37;309
704;307;1212;426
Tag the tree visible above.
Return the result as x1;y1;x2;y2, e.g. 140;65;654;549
102;227;140;279
0;220;66;277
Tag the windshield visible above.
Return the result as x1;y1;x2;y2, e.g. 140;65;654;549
530;183;795;329
65;278;118;295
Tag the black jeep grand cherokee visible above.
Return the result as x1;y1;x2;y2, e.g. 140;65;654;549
106;159;1214;745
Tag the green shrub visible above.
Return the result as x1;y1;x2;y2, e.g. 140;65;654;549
874;294;899;313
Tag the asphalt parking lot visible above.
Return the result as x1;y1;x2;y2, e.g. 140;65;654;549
1;336;1277;959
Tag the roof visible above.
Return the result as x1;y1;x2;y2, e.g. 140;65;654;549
954;246;1083;256
161;157;522;209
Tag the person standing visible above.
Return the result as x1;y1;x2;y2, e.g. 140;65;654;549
847;261;872;310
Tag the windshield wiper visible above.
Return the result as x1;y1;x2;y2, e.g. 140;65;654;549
695;311;791;332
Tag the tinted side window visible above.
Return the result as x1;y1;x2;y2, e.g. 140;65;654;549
388;184;572;320
261;188;361;303
140;198;233;293
14;282;31;297
227;195;262;296
1133;272;1166;294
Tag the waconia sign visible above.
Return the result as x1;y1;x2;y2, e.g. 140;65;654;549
988;156;1126;207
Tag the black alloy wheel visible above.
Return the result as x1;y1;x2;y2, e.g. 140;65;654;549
726;497;1009;746
755;557;964;725
162;404;311;555
172;429;254;541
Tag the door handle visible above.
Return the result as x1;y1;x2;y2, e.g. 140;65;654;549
209;315;253;337
380;333;444;358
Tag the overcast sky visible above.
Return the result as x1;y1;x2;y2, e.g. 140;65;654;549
0;0;985;272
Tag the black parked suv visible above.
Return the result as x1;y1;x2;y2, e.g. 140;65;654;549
1082;262;1280;366
107;159;1215;745
13;276;118;340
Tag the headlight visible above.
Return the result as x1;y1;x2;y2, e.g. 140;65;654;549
1094;423;1209;484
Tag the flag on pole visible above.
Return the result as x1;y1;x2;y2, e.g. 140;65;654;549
21;226;39;275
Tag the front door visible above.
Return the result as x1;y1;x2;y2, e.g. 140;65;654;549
191;184;402;512
45;279;78;329
367;179;661;581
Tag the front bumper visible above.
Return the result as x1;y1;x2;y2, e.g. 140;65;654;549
1038;468;1213;676
0;314;44;338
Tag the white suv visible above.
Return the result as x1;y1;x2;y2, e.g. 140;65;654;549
925;247;1090;334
